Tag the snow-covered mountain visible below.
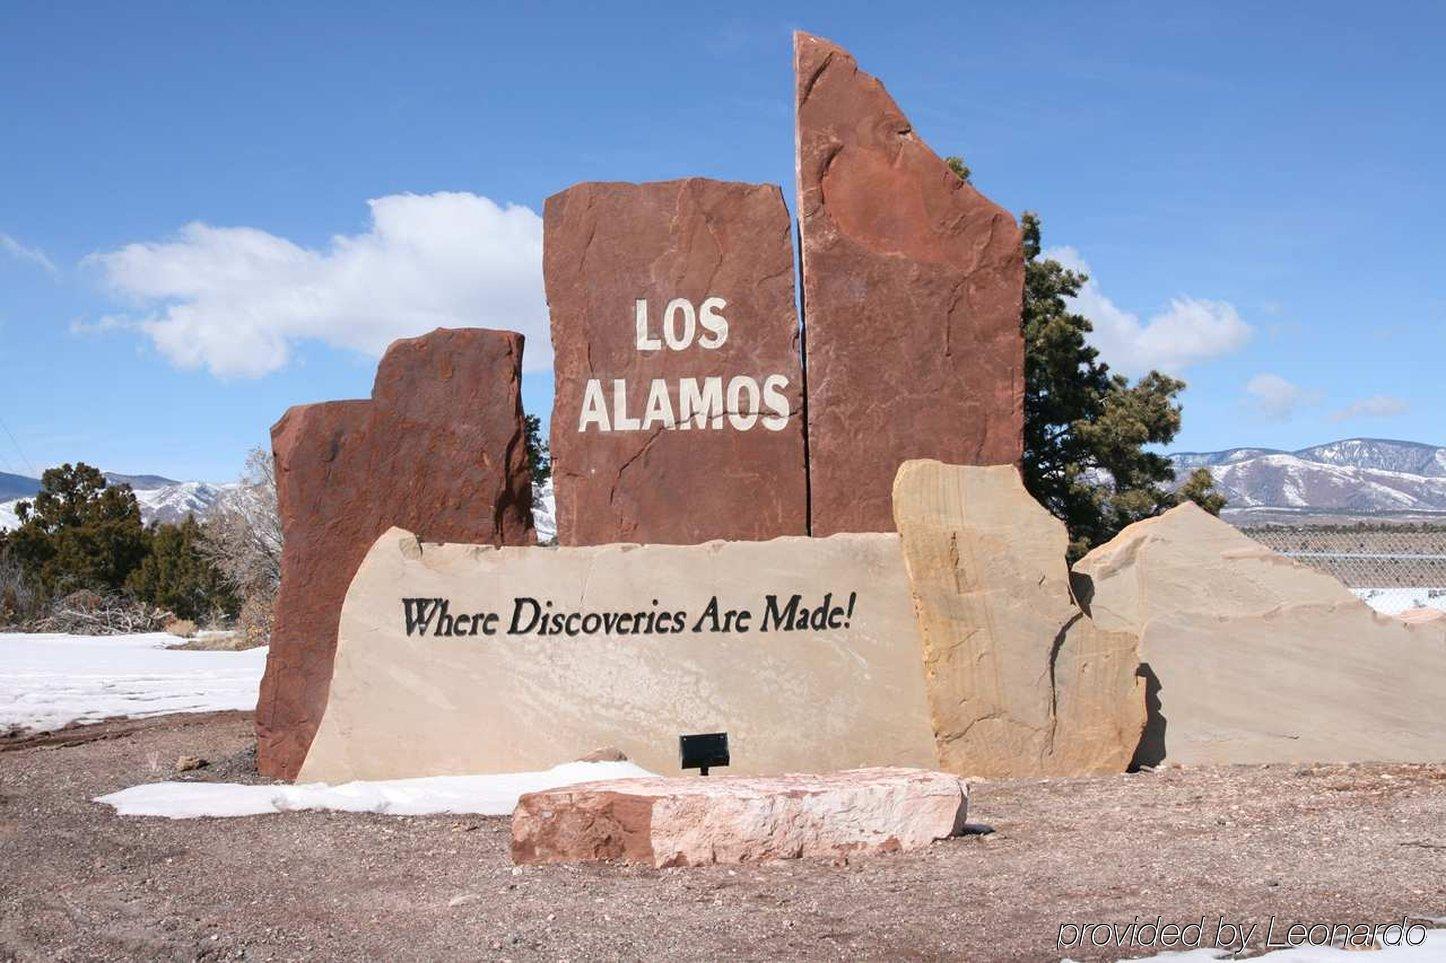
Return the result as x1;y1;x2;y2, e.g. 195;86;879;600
0;472;233;531
1291;439;1446;477
95;473;235;527
1170;438;1446;519
128;479;234;525
1170;447;1284;470
1;469;559;537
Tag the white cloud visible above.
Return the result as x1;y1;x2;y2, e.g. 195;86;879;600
1;233;58;275
1043;245;1252;377
86;192;548;378
1243;373;1321;422
1331;395;1408;422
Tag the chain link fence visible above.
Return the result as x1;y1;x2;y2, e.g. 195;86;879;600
1244;524;1446;615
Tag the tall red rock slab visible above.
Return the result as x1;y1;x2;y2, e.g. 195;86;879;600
255;327;533;779
796;32;1025;535
545;178;807;546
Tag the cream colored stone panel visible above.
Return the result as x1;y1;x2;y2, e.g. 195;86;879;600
298;530;938;783
1075;503;1446;765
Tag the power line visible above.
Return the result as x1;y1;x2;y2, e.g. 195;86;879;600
0;415;39;479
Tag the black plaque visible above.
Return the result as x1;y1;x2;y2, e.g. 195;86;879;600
679;732;730;775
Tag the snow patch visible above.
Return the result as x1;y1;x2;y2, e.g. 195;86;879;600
532;477;556;543
0;632;265;732
1354;588;1446;616
95;760;654;819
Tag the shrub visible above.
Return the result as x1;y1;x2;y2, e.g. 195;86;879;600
126;517;238;623
235;594;275;650
199;446;282;644
0;546;41;625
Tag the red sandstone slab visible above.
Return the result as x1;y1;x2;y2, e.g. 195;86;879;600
511;767;968;867
795;32;1025;536
544;178;807;546
256;328;534;780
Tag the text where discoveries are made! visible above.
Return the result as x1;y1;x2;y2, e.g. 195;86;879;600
401;591;861;639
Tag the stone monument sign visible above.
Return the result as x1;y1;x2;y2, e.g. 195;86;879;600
260;31;1446;791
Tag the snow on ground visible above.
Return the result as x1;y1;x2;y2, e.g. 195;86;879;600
1353;587;1446;615
1072;925;1444;962
0;632;266;733
95;760;653;818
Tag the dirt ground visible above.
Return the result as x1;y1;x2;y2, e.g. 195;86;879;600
1;712;1442;962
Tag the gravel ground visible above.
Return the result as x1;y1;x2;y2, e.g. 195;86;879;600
1;711;1443;962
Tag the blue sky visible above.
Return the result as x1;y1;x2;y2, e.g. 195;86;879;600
1;1;1441;481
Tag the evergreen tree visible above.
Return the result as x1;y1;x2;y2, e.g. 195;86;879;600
4;463;151;597
945;157;1225;555
524;413;552;485
1176;466;1228;516
1017;211;1224;555
127;516;239;621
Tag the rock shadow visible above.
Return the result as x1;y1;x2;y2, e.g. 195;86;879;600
1128;662;1167;770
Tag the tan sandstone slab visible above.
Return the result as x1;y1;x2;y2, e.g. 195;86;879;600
545;178;807;546
892;461;1145;777
796;32;1025;535
1073;503;1446;766
511;767;968;867
296;530;937;783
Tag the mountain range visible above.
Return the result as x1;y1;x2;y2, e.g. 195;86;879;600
0;473;235;531
0;471;558;536
1169;438;1446;522
3;438;1443;532
0;471;40;502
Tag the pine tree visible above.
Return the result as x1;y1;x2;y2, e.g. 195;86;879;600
1176;466;1228;516
4;463;151;597
127;516;239;621
945;156;1225;555
524;413;551;485
1018;211;1224;555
